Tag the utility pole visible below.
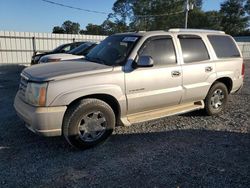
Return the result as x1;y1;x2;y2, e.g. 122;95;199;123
185;0;189;29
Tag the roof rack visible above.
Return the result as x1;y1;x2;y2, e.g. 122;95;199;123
168;28;225;34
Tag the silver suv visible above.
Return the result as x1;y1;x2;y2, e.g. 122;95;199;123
14;29;244;149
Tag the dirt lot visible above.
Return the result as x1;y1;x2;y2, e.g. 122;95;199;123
0;62;249;187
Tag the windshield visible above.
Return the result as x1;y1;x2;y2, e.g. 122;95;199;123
85;35;140;66
51;44;68;53
68;43;95;55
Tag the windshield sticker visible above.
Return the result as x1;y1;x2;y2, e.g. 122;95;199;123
122;37;138;42
120;42;128;47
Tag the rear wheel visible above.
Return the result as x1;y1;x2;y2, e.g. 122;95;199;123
204;82;228;116
63;99;115;149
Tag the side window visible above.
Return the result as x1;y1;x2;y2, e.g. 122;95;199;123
207;35;240;58
61;45;71;52
139;37;176;65
70;44;78;50
179;35;209;63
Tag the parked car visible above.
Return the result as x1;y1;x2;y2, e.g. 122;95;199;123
38;42;97;63
14;29;244;149
31;41;85;65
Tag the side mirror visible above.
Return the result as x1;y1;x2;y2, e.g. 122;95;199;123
136;56;154;68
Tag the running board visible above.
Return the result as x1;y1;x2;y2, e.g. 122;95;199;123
126;101;204;125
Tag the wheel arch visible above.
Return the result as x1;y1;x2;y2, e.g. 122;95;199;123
66;93;121;122
213;77;233;93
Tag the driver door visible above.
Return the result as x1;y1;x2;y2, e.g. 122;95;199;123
125;36;183;114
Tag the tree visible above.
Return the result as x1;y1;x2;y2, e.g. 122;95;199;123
101;19;128;34
79;29;86;34
62;20;80;34
52;20;80;34
220;0;249;35
110;0;203;31
52;26;65;34
245;0;250;14
84;24;105;35
204;11;223;30
188;10;223;30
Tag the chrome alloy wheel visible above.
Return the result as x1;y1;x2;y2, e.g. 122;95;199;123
210;89;225;109
78;111;107;142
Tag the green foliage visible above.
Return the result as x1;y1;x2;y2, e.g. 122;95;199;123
84;24;104;35
220;0;249;35
52;20;80;34
101;20;128;35
52;0;250;36
62;20;80;34
110;0;249;35
52;26;65;34
188;10;223;30
110;0;202;31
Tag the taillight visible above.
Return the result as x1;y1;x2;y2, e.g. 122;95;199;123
242;63;245;77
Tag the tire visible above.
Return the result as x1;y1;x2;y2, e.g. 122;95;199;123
63;98;115;149
204;82;228;116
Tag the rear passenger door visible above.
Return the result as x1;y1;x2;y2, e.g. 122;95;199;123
178;35;216;103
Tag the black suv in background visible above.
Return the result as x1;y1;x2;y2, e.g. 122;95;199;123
31;41;85;65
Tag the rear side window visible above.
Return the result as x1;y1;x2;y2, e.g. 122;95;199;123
139;37;176;65
207;35;240;58
179;35;209;63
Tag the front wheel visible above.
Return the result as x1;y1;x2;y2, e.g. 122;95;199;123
204;82;228;116
62;99;115;149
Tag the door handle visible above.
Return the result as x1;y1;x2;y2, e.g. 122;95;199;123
171;71;181;77
205;66;213;72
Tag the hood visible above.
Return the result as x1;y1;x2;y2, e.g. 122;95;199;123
23;60;113;82
40;53;83;62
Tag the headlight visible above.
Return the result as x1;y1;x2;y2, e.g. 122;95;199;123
25;82;48;106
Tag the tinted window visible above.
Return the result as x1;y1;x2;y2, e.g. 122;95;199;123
51;44;68;53
208;35;240;58
139;38;176;65
179;36;209;63
70;42;85;50
68;43;95;55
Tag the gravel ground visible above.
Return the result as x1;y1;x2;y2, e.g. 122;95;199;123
0;62;249;187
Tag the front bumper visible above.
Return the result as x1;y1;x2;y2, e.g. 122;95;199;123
14;94;67;136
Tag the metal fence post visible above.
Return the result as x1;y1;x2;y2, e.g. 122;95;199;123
32;36;37;55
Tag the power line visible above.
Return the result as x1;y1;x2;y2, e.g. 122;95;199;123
41;0;109;15
42;0;185;19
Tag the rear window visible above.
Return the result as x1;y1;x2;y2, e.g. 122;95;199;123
207;35;240;58
179;35;210;63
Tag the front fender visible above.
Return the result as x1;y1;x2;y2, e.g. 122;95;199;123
50;84;125;105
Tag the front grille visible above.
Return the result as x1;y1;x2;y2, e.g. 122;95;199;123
19;74;28;100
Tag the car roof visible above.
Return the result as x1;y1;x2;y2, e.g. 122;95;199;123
113;29;227;37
